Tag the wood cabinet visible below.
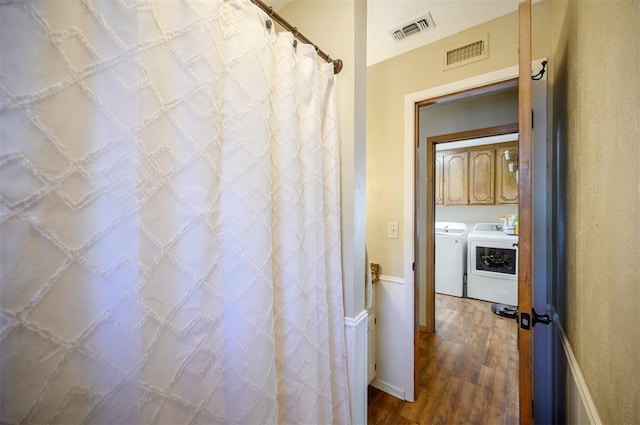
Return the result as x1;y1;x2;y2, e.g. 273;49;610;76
437;142;518;206
435;154;444;205
443;151;468;205
495;142;519;204
468;148;495;204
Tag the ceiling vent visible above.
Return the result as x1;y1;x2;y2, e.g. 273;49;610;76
443;35;489;69
389;13;436;41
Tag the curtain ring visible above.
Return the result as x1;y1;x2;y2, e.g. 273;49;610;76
293;27;299;37
268;6;274;16
265;19;272;30
314;45;319;52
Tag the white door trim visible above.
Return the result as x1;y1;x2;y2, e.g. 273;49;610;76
402;60;546;402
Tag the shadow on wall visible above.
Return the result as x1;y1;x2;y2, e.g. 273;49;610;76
551;40;569;425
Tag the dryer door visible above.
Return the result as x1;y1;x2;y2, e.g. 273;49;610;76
472;241;518;279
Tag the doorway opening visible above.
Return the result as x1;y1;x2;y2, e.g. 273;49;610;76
378;57;547;420
417;82;521;423
416;83;519;333
425;123;520;329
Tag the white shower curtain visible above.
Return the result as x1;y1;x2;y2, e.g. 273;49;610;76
0;0;350;423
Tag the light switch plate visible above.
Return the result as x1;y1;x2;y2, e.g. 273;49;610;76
388;222;399;239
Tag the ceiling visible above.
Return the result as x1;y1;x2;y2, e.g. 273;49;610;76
273;0;529;66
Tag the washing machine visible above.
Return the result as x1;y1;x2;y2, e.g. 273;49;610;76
466;223;519;305
435;222;467;297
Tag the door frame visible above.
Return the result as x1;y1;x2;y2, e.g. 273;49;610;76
424;121;519;327
401;58;548;403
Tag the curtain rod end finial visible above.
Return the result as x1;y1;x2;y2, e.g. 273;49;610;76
333;59;343;74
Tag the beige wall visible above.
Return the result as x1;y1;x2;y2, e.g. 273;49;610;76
551;1;640;423
366;2;552;278
280;0;367;317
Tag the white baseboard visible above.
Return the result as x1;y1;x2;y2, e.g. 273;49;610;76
554;311;602;425
370;378;405;400
345;310;368;425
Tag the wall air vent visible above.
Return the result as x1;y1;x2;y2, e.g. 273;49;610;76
389;13;435;41
443;35;489;70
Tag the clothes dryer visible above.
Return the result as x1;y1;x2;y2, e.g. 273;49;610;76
467;223;518;305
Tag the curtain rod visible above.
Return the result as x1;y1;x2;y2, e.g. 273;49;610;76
249;0;344;74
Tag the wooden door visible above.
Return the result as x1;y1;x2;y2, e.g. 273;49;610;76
468;148;495;204
496;143;519;204
518;1;534;424
443;151;468;205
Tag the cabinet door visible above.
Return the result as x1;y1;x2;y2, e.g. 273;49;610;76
435;154;444;205
469;148;495;204
496;143;519;204
443;152;468;205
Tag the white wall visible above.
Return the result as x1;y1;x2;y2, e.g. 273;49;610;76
435;204;518;231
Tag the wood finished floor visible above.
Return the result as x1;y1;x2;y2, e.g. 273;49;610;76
368;294;519;425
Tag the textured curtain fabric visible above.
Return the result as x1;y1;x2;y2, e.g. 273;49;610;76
0;1;350;423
